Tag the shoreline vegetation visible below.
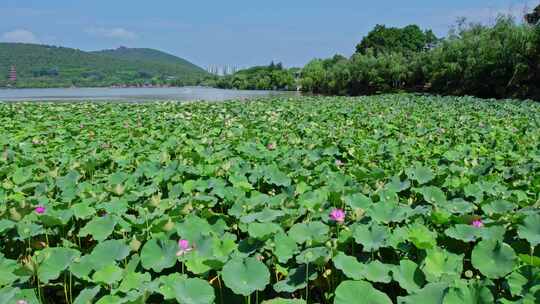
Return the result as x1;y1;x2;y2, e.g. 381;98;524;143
2;10;539;101
298;16;540;101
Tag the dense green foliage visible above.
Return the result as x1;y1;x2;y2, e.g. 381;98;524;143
355;24;438;55
203;62;297;91
0;44;208;88
1;95;539;304
424;19;540;99
301;18;540;100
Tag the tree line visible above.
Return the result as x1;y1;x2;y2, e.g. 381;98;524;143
200;62;298;91
3;6;539;98
300;13;540;100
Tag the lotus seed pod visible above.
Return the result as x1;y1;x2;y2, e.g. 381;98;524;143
71;161;80;170
31;240;45;249
130;237;142;252
181;203;193;214
160;151;170;163
22;257;35;272
353;208;365;220
163;219;175;232
3;180;13;190
323;269;332;278
9;208;21;221
150;194;161;207
114;184;125;196
49;168;58;178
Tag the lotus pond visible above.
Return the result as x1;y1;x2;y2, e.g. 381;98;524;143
1;95;539;304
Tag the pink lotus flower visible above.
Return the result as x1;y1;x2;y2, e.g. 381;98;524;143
335;159;344;166
176;239;192;256
17;300;28;304
329;208;346;223
267;143;276;150
472;219;484;228
35;206;46;215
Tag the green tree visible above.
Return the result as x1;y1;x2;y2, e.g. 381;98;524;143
299;19;540;100
348;50;413;95
424;16;540;99
325;57;351;95
355;24;438;55
211;62;295;91
300;59;326;93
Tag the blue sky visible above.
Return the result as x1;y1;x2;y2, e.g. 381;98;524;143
0;0;537;68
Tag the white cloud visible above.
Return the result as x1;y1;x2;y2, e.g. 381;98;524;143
1;29;39;43
86;27;138;40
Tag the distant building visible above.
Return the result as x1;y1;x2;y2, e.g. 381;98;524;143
9;65;17;82
207;64;239;76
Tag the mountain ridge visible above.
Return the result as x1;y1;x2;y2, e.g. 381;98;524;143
0;43;208;88
91;47;203;70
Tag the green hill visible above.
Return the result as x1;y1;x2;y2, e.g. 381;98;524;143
92;47;203;70
0;43;208;88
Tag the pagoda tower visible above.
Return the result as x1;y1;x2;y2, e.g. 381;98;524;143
9;65;17;82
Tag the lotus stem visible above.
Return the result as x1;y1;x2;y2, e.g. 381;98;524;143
69;272;73;303
64;274;69;304
305;263;309;303
531;246;535;266
217;275;224;304
36;275;42;303
145;214;150;239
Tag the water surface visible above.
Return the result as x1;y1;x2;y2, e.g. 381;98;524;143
0;87;298;102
